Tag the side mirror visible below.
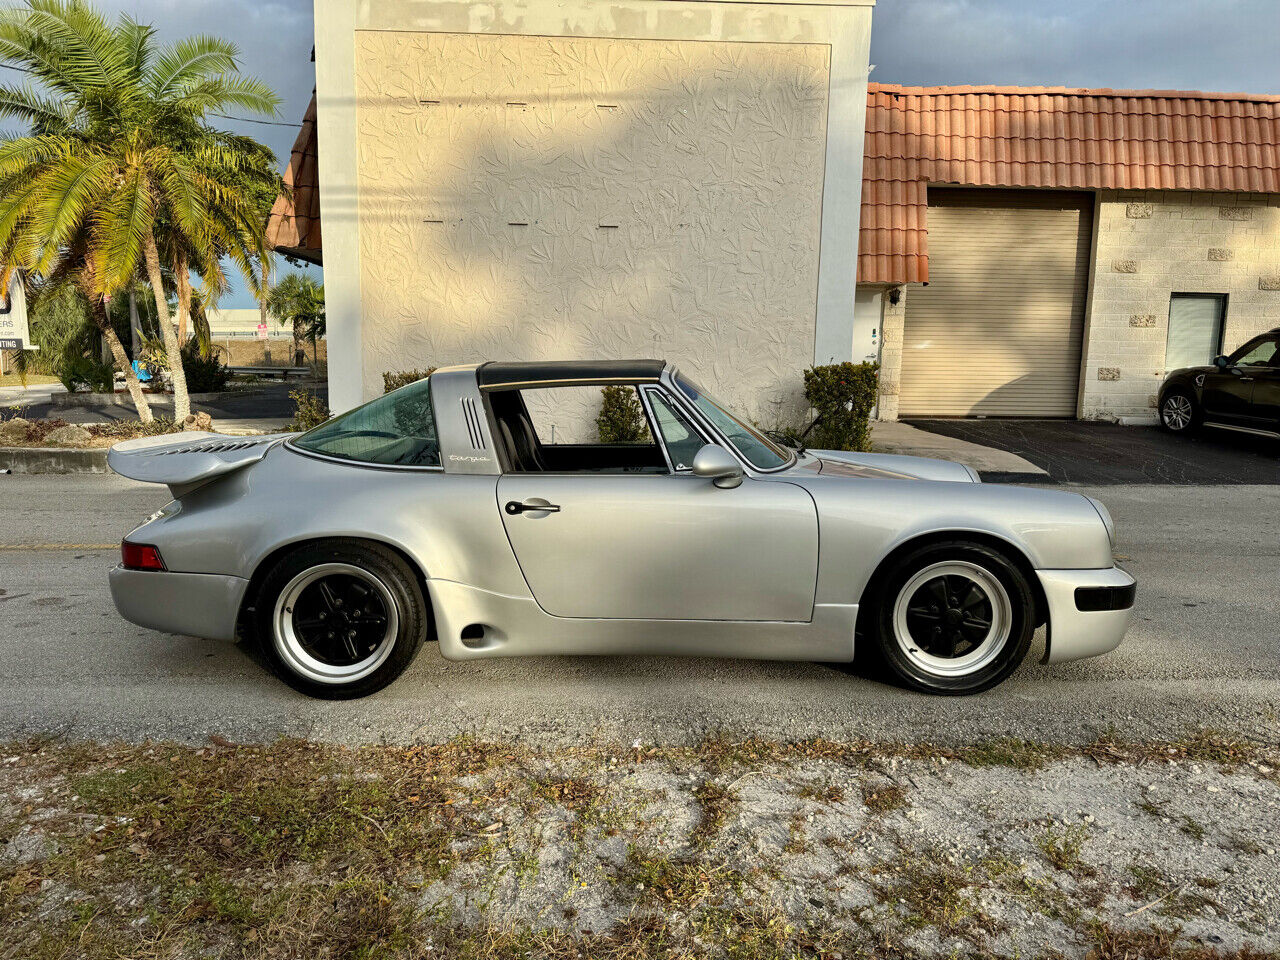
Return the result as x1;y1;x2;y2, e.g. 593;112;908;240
692;443;743;489
1213;355;1230;370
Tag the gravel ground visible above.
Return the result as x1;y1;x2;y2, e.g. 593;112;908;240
2;736;1277;958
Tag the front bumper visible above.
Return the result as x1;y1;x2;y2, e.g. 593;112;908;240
109;566;249;641
1037;566;1136;665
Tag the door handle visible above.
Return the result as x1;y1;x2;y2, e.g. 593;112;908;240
505;499;560;515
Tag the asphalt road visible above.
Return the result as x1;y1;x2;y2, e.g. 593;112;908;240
1;474;1277;748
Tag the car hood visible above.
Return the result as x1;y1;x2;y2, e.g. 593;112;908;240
793;449;980;483
1167;364;1217;379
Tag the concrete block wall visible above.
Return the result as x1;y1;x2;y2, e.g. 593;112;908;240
1081;190;1280;420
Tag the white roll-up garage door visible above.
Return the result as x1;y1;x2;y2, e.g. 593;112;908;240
900;189;1094;418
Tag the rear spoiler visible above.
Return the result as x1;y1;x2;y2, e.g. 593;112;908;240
107;431;294;497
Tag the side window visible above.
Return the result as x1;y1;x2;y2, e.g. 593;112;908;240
293;379;440;467
645;389;705;471
520;385;652;445
1230;336;1280;367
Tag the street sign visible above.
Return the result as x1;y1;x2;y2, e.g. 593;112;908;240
257;322;269;340
0;273;30;350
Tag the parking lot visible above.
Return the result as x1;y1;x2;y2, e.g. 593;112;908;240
910;419;1280;485
2;471;1277;749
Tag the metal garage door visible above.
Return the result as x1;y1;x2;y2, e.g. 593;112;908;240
900;189;1094;417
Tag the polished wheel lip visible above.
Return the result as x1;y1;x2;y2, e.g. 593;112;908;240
273;562;399;685
891;560;1012;678
1162;394;1193;430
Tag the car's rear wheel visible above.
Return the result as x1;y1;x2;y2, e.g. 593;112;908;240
1159;389;1200;433
861;541;1035;694
254;540;428;699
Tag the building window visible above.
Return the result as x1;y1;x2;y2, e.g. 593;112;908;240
1165;294;1226;372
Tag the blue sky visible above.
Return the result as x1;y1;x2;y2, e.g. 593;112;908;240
86;0;1279;308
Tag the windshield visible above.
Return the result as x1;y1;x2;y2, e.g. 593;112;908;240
292;377;441;467
675;374;792;470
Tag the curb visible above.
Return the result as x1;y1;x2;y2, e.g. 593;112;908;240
1;446;109;474
49;388;275;409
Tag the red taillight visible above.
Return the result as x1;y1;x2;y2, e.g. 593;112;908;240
121;541;165;571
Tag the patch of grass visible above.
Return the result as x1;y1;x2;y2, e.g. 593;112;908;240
1127;863;1171;902
793;780;846;805
862;781;909;814
689;779;737;847
1178;814;1206;842
959;737;1063;771
872;849;988;936
617;845;741;910
782;810;809;855
1038;823;1091;873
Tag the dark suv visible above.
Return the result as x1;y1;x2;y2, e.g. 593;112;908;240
1158;329;1280;437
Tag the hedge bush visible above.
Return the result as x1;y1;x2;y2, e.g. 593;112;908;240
802;361;879;452
286;389;330;432
596;386;651;443
383;368;435;393
180;341;230;393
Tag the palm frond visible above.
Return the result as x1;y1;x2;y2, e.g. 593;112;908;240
116;13;154;79
0;82;75;130
28;152;115;272
148;34;237;97
90;165;153;293
169;75;280;117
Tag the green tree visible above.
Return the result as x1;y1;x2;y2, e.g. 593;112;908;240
0;0;279;420
267;272;324;365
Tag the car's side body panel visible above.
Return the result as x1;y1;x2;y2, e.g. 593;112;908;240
496;473;819;621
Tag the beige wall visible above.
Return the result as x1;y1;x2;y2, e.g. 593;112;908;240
1081;191;1280;420
352;30;829;427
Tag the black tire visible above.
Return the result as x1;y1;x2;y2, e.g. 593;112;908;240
253;539;428;699
1159;388;1201;433
858;540;1035;695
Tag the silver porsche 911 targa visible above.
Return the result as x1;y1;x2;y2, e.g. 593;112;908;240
108;360;1135;699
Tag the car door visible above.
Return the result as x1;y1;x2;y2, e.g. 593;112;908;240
1203;334;1279;423
496;471;818;621
1245;340;1280;427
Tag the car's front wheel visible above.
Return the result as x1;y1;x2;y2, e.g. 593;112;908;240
254;540;429;699
861;541;1035;694
1159;389;1200;433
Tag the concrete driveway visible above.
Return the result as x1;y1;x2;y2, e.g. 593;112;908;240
909;419;1280;484
2;473;1277;748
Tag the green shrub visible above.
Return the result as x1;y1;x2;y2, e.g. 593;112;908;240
58;355;114;393
287;389;330;432
383;368;435;394
802;362;879;452
180;340;230;393
596;385;650;443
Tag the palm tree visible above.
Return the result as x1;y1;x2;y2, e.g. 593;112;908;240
0;0;279;421
267;272;324;366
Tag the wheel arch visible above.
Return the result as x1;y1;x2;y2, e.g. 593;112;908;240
857;530;1048;629
238;535;434;636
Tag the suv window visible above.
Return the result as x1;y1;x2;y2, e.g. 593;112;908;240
293;378;441;467
1230;336;1280;367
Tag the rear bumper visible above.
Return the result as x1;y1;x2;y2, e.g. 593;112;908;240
108;566;248;641
1038;566;1136;665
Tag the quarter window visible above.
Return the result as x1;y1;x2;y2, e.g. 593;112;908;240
644;389;705;471
292;378;441;467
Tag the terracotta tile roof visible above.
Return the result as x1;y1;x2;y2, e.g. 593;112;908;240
859;83;1280;284
266;91;322;264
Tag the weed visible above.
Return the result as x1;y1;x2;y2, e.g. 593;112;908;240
862;781;909;814
1038;823;1091;873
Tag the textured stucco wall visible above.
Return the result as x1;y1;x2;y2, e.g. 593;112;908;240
351;30;830;428
1081;191;1280;420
